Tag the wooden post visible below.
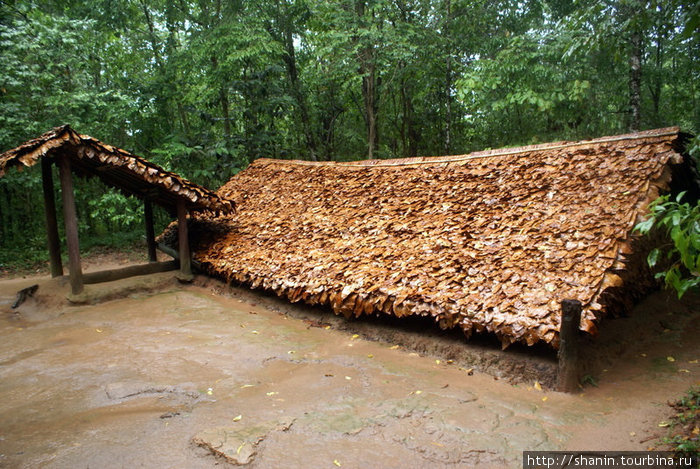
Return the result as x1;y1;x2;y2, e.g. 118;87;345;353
41;158;63;277
177;198;192;279
144;199;157;262
58;155;83;295
557;299;582;393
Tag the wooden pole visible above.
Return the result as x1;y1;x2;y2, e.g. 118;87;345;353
557;299;582;393
58;155;83;295
177;198;192;278
41;158;63;277
144;199;157;262
83;260;177;284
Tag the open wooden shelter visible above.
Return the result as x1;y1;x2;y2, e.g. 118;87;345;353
0;125;234;296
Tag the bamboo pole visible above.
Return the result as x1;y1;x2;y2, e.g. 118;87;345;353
557;299;582;393
144;199;157;262
58;155;83;295
41;158;63;277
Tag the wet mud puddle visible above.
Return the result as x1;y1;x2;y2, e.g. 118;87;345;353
0;283;698;468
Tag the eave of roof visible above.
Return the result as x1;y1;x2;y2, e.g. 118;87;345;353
0;125;234;215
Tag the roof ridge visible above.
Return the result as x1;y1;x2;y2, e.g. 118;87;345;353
254;126;681;168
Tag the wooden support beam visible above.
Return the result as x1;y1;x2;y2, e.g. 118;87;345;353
144;199;157;262
58;155;84;295
41;158;63;277
177;198;192;279
557;299;582;393
83;260;177;284
157;242;202;271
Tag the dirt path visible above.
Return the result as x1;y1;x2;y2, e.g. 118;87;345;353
0;272;698;468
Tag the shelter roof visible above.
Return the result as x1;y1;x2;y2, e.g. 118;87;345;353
187;127;693;348
0;125;234;214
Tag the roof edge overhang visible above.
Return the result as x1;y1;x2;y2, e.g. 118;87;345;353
0;125;234;215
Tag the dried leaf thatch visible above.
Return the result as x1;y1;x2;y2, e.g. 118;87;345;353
184;128;694;348
0;125;234;214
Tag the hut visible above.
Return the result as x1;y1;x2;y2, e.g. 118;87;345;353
177;127;697;349
0;125;234;296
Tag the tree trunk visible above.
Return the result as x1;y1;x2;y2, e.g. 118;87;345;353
363;65;379;159
281;18;318;161
444;0;452;154
356;0;379;159
628;27;642;132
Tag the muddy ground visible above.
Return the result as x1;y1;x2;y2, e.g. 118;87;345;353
0;266;698;468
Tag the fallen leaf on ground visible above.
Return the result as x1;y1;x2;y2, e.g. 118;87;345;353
96;329;103;333
367;354;374;358
658;422;670;427
351;334;359;340
542;396;548;402
389;345;399;350
232;415;242;422
667;356;675;362
240;384;255;388
266;391;278;396
333;460;341;467
534;381;542;391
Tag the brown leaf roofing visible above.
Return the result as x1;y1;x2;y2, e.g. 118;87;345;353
188;127;693;348
0;125;234;214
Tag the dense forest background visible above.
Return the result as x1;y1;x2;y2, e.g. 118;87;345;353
0;0;698;269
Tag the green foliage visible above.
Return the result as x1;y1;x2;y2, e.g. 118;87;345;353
662;387;700;455
635;191;700;299
0;0;699;264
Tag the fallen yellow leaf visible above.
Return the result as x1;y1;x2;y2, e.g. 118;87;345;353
287;350;296;354
367;354;374;358
692;427;699;435
266;391;278;396
679;369;690;373
667;356;675;362
389;345;399;350
689;359;698;364
542;396;548;402
95;328;103;333
240;384;255;388
333;460;341;467
534;381;542;391
233;415;242;422
435;360;441;365
658;422;670;427
251;330;259;335
345;376;352;380
351;334;359;340
324;325;331;330
629;432;636;437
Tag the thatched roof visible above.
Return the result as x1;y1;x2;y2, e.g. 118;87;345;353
186;128;695;347
0;125;234;214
